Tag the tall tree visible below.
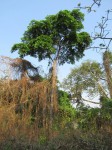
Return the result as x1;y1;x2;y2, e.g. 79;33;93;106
11;9;91;96
11;9;91;66
11;9;91;131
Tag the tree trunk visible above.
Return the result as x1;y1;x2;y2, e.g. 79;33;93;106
49;59;58;138
103;51;112;98
51;59;58;112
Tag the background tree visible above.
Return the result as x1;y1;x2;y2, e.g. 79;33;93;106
61;60;110;105
76;1;112;100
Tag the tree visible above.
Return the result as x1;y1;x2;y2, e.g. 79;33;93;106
11;9;91;91
11;9;91;66
11;9;91;129
76;1;112;100
61;60;109;105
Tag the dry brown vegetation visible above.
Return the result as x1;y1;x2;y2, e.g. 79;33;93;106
0;56;59;149
0;56;112;149
0;79;58;139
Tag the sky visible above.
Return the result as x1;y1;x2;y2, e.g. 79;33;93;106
0;0;112;82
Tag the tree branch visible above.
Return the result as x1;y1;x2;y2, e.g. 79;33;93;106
76;0;101;12
82;97;100;104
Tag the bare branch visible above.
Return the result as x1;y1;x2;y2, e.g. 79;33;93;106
82;97;100;104
76;0;101;12
90;10;112;52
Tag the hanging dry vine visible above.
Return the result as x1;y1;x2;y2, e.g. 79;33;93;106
0;56;59;139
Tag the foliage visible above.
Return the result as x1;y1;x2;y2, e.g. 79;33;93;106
62;60;107;104
58;90;75;115
11;9;91;65
75;97;112;132
58;90;76;126
40;130;112;150
75;104;100;131
1;129;112;150
101;97;112;120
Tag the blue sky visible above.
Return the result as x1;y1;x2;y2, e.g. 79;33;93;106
0;0;112;81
